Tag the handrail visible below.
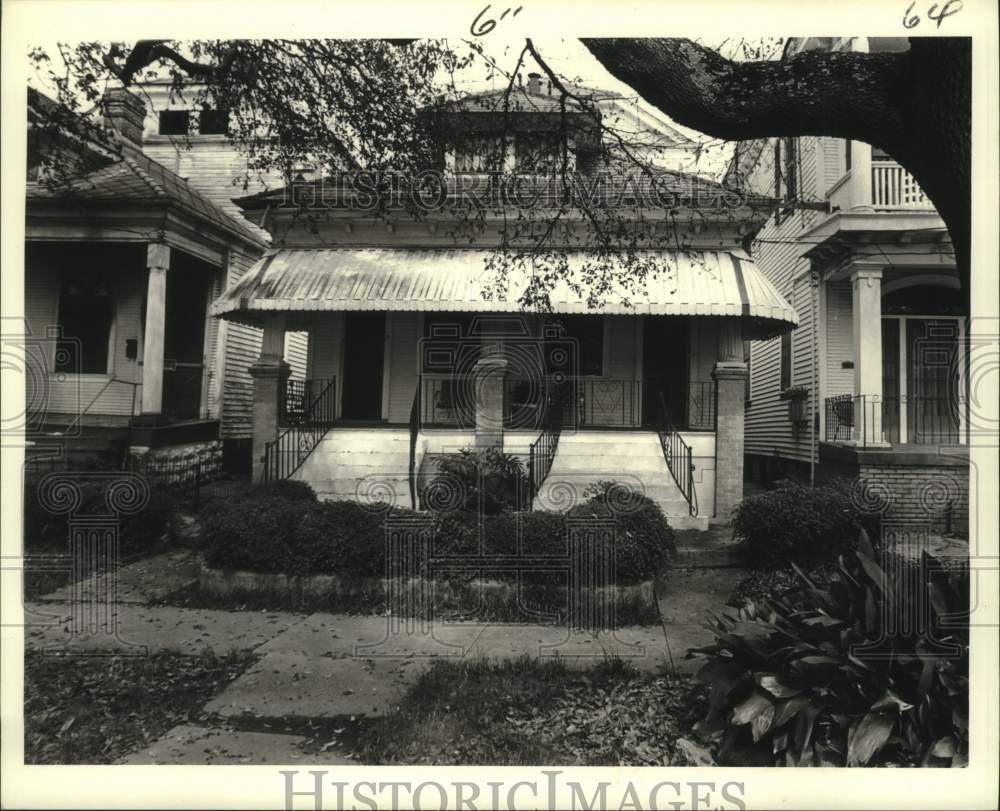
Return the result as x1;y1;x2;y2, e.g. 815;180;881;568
408;376;421;509
263;377;337;482
60;376;141;435
526;378;568;505
656;391;698;517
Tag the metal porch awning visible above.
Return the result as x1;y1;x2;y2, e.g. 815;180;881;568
211;248;798;337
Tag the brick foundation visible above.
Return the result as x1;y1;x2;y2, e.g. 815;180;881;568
818;443;969;534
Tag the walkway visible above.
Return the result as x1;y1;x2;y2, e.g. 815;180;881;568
24;535;746;764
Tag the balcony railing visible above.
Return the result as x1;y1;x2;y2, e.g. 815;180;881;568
871;161;933;210
825;393;962;447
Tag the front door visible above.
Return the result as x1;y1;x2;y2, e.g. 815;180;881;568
162;262;208;420
642;317;688;426
341;312;385;420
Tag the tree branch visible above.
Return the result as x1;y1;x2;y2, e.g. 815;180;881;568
579;39;909;146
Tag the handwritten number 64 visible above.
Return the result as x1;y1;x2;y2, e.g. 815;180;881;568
471;4;523;37
904;0;963;29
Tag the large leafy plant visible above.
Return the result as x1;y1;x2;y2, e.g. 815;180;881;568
690;530;968;767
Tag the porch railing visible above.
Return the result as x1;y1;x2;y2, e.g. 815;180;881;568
280;378;334;426
824;393;962;446
655;391;698;516
871;161;933;210
420;374;716;430
263;377;337;482
527;380;569;501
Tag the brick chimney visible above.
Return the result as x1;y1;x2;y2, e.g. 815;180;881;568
103;87;146;145
526;72;544;95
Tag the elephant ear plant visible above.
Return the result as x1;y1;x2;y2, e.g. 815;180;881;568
689;530;969;767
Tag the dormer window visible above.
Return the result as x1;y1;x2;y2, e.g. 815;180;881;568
198;108;230;135
158;110;190;136
515;133;569;173
453;135;508;173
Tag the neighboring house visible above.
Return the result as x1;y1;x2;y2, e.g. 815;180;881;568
736;37;969;533
24;87;268;467
210;76;798;528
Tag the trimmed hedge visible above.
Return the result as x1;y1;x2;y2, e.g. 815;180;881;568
732;479;880;568
200;486;674;584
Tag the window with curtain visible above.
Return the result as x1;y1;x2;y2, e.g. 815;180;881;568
55;276;114;374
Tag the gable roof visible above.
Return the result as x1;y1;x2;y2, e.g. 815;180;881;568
26;88;266;248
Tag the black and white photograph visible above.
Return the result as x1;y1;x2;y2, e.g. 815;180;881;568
1;1;997;808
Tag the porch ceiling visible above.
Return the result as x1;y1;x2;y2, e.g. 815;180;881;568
211;248;798;336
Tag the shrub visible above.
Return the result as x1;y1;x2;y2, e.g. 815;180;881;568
200;495;301;572
260;479;317;502
288;500;385;578
23;474;177;558
422;447;526;515
732;480;879;568
568;485;674;583
690;530;968;767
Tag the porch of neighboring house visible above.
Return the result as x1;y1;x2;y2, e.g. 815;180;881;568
24;240;225;467
810;239;969;533
212;248;799;528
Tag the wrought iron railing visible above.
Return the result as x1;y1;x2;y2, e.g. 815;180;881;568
825;393;961;446
655;391;698;516
419;375;475;428
527;380;569;501
263;377;337;481
280;378;334;426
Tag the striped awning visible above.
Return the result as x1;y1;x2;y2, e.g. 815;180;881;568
212;248;798;336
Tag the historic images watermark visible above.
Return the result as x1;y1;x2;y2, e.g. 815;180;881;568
278;169;754;214
281;769;748;811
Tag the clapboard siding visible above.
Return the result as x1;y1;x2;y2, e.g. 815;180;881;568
202;268;223;419
283;331;309;380
820;137;849;195
387;313;420;422
307;315;344;418
743;137;823;465
825;280;854;397
220;248;264;438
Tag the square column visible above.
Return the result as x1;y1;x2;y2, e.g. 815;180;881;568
473;350;507;449
850;267;886;446
250;314;290;483
713;316;746;519
140;243;170;415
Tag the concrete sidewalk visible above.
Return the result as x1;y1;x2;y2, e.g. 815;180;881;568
24;544;744;764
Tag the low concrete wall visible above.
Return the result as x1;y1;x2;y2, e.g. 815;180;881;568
199;562;656;609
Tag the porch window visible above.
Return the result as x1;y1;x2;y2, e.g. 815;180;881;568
54;276;114;374
547;315;603;377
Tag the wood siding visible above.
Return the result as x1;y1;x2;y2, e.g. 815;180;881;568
220;248;264;438
743;137;828;466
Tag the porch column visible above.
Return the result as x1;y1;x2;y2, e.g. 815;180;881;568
473;346;507;449
249;314;290;483
848;141;874;212
140;243;170;415
713;319;747;519
850;267;885;446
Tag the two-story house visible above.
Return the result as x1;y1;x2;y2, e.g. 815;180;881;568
738;37;969;534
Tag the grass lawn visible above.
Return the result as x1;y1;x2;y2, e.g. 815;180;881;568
354;657;704;765
24;649;256;764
